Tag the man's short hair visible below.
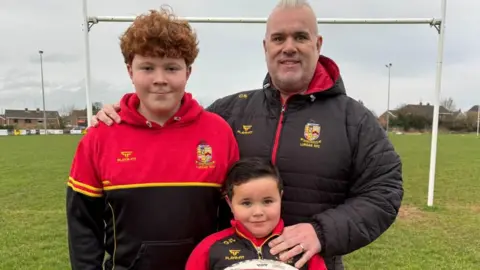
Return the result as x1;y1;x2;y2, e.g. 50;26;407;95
271;0;318;35
276;0;312;9
224;157;283;200
119;5;199;67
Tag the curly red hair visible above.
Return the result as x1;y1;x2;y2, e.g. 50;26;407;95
119;6;199;67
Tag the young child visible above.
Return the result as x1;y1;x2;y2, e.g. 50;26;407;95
186;157;326;270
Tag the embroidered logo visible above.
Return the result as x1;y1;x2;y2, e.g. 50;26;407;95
300;121;322;149
117;151;136;162
222;238;236;245
237;125;253;135
196;141;216;169
225;249;244;260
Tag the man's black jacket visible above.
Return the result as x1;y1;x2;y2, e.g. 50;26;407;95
206;55;403;270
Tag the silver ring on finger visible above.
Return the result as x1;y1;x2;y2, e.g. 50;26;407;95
299;243;305;252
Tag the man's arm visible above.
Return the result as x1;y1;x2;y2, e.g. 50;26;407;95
66;132;106;269
311;107;403;257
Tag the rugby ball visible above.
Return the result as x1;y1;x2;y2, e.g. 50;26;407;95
223;259;298;270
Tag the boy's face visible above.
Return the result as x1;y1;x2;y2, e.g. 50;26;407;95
127;55;191;115
228;176;282;238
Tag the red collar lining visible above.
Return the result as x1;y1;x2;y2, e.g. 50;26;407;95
230;219;284;247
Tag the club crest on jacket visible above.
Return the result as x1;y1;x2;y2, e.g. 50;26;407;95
196;141;216;169
300;121;322;149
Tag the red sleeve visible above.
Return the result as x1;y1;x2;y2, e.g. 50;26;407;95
67;129;103;197
186;228;235;270
308;254;328;270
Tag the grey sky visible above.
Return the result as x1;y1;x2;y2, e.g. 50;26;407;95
0;0;478;116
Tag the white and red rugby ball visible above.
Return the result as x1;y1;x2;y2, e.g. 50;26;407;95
223;259;298;270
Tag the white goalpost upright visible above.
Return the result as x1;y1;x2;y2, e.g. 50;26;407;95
81;0;447;207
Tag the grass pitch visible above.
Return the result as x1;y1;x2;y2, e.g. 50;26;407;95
0;134;479;269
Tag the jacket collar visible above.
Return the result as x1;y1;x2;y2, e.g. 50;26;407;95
230;219;284;247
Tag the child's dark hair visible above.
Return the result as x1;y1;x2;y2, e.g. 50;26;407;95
224;157;282;200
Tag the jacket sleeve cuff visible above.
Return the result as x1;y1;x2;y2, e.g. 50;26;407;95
310;220;326;255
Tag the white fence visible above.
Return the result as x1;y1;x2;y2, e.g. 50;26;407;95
0;129;86;136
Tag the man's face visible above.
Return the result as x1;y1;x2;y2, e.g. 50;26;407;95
127;55;190;115
263;6;322;95
228;177;282;238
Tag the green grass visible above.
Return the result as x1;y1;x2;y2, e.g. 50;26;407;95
344;134;480;270
0;134;479;269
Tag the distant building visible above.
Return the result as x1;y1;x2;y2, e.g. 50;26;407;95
467;105;479;113
378;102;452;128
4;108;61;129
66;109;88;128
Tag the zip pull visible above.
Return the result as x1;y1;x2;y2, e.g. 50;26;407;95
256;246;263;259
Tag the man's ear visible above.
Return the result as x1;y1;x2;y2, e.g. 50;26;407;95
280;190;284;198
316;35;323;54
263;39;267;53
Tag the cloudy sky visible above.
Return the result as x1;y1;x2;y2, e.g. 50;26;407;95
0;0;478;116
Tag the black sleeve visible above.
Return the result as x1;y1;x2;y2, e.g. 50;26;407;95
66;132;106;269
311;106;404;257
66;189;106;269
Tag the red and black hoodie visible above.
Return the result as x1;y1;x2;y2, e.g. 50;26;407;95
186;219;327;270
66;92;239;270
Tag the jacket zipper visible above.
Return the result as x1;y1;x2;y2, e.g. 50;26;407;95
256;246;263;259
271;103;287;165
235;229;280;260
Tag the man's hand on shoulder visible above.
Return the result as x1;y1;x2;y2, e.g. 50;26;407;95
91;103;121;127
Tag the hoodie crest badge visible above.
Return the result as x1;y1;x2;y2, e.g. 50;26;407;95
300;121;321;149
196;141;216;169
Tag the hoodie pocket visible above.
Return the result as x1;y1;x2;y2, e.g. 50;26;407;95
128;238;195;270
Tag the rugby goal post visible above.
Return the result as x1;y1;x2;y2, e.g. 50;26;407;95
81;0;447;207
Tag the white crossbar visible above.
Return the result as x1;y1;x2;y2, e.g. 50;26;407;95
88;16;441;25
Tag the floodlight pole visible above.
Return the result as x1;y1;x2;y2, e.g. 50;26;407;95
427;0;447;207
385;63;392;134
82;0;93;128
39;50;47;135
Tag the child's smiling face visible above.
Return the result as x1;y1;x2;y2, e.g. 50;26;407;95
228;176;282;238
